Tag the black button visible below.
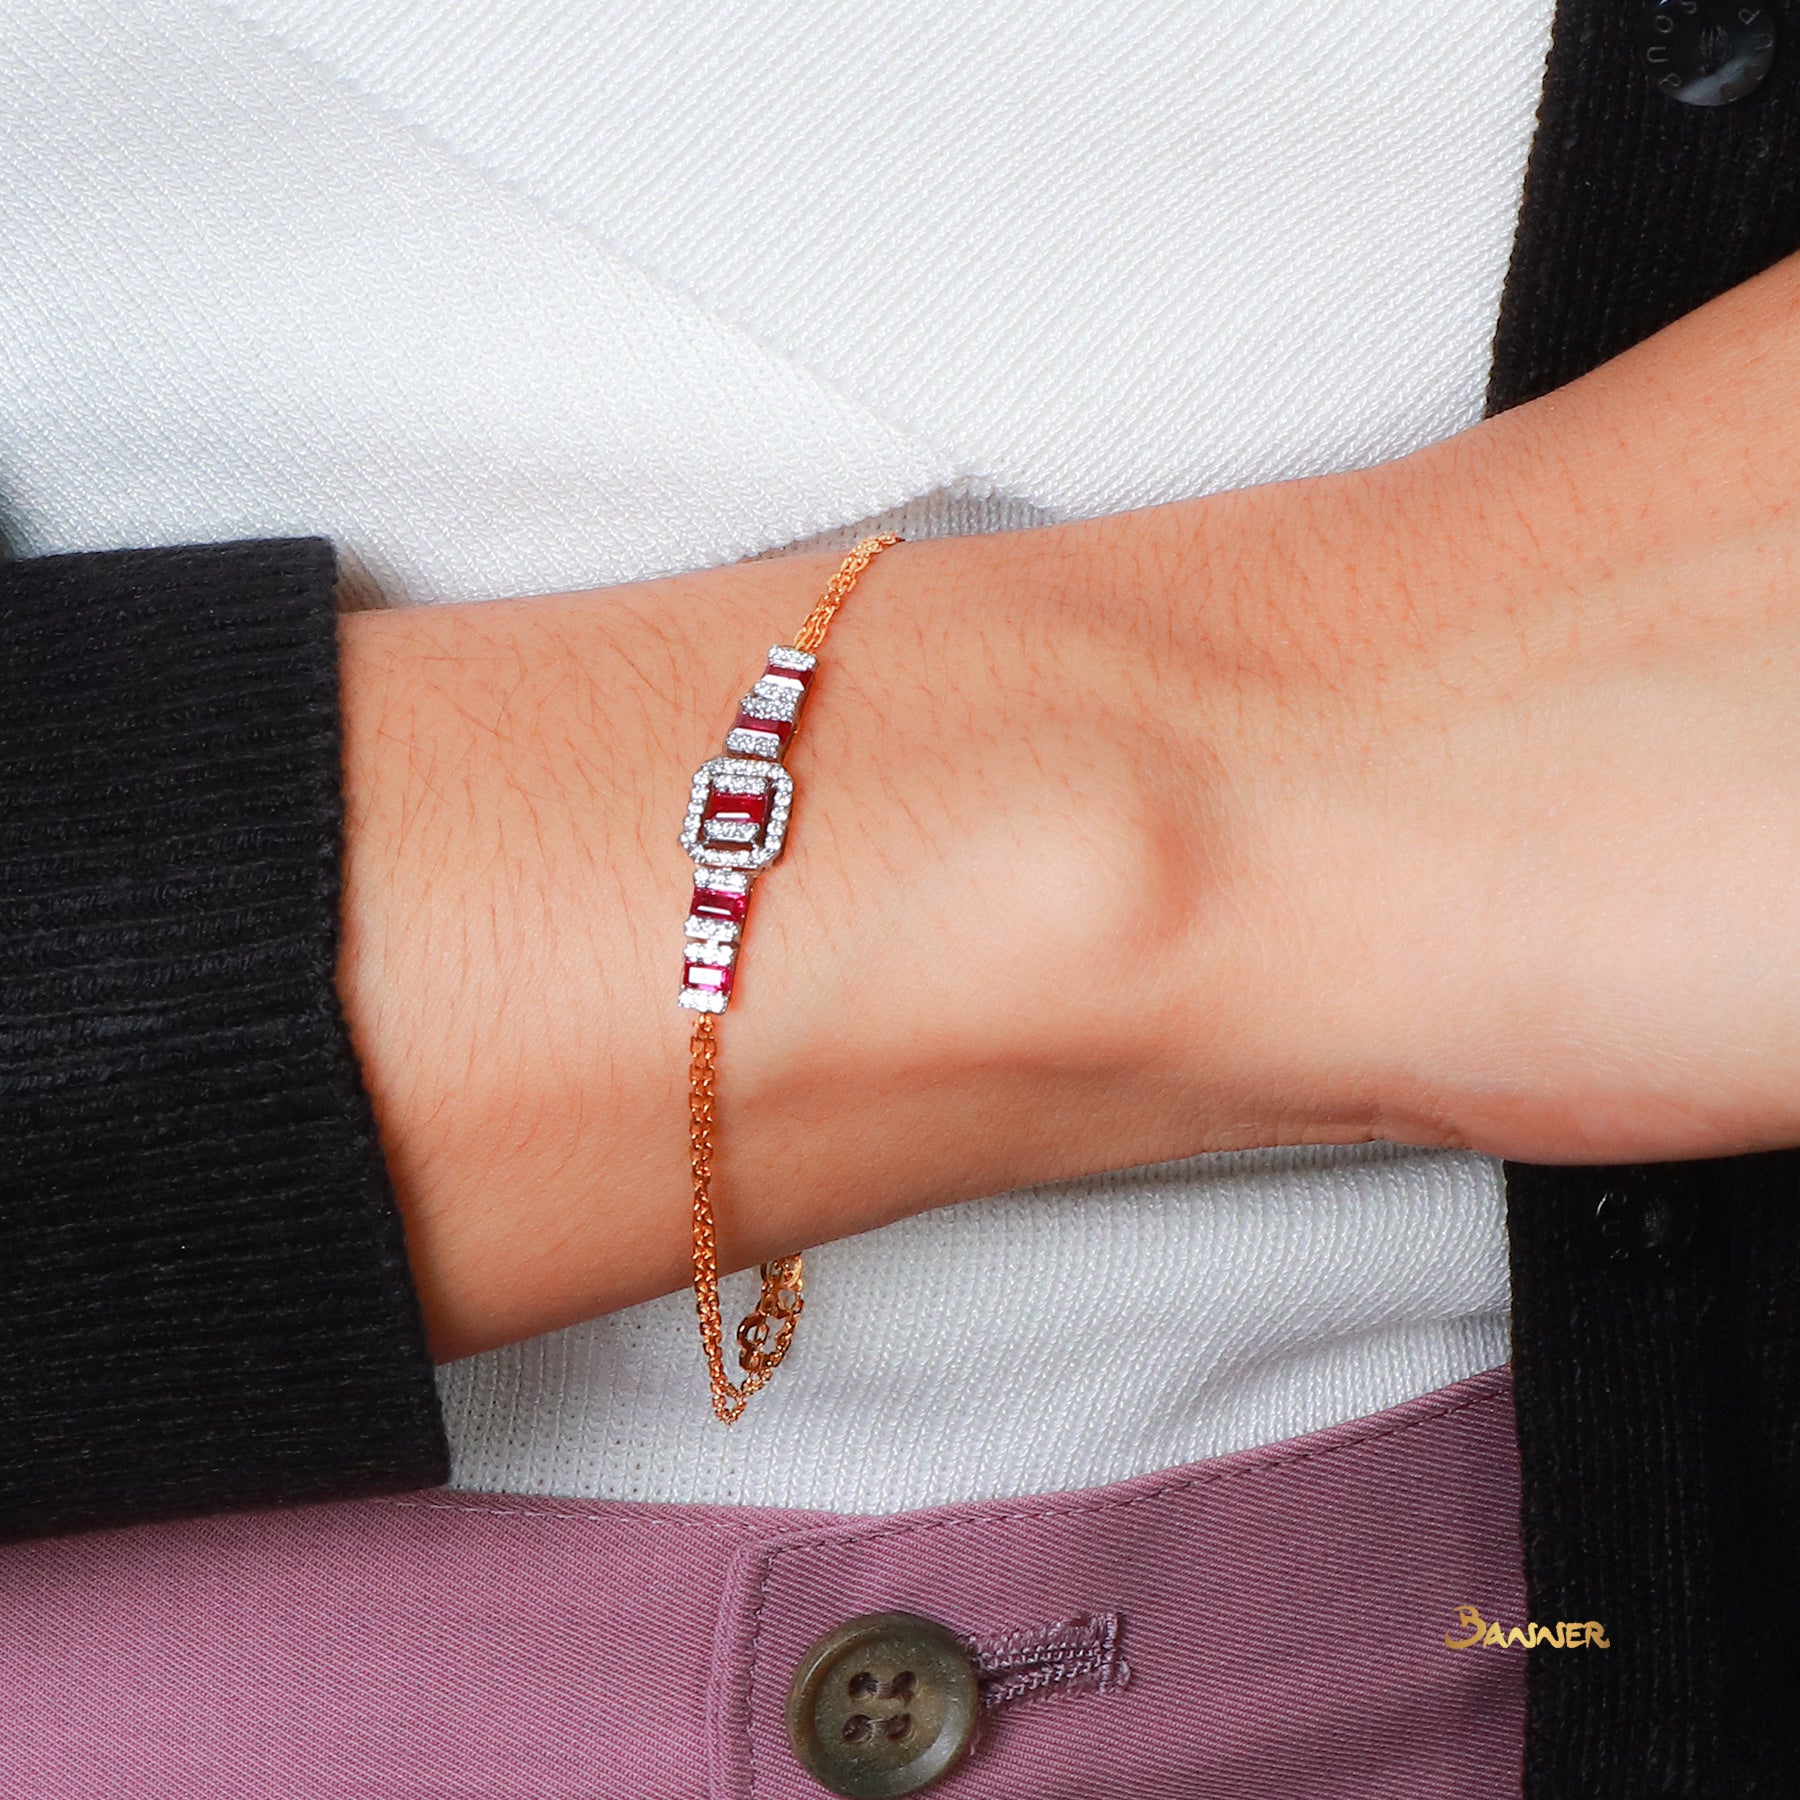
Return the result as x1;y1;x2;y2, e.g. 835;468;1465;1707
786;1612;979;1798
1592;1180;1698;1272
1642;0;1778;106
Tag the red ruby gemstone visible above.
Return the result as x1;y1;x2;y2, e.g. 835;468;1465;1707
690;882;749;923
703;786;770;826
682;959;733;996
765;661;813;693
732;708;791;745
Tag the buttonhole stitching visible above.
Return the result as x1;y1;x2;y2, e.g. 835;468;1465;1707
959;1611;1131;1710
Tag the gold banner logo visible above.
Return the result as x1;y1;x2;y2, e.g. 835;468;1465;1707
1443;1605;1610;1650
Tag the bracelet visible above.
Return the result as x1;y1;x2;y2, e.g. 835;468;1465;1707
679;535;901;1423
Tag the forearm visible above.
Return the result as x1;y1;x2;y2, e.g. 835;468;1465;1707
341;246;1800;1362
336;515;1298;1359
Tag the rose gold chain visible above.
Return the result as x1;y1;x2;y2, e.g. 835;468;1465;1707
687;1013;806;1423
791;533;902;655
688;534;900;1424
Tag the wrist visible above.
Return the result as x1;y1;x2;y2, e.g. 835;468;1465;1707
337;519;1288;1358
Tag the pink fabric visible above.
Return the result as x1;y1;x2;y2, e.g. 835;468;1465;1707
0;1369;1525;1798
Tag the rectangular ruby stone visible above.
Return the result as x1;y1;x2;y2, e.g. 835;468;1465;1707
690;882;749;923
733;708;791;746
764;661;813;693
703;786;770;826
683;959;733;996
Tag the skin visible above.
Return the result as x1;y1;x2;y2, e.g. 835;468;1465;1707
339;252;1800;1362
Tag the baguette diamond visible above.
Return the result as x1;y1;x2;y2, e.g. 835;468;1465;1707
748;675;804;718
726;727;785;758
695;867;749;895
684;936;737;967
679;976;729;1013
738;690;796;723
684;914;741;942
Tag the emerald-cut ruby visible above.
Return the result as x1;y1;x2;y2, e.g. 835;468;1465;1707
682;958;733;997
732;708;792;746
763;660;813;692
703;786;770;827
691;881;749;923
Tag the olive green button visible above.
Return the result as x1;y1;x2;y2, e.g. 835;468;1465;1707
785;1611;979;1798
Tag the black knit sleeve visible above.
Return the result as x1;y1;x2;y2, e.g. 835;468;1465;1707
0;539;448;1542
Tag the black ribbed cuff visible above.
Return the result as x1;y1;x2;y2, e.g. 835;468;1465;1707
0;540;447;1540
